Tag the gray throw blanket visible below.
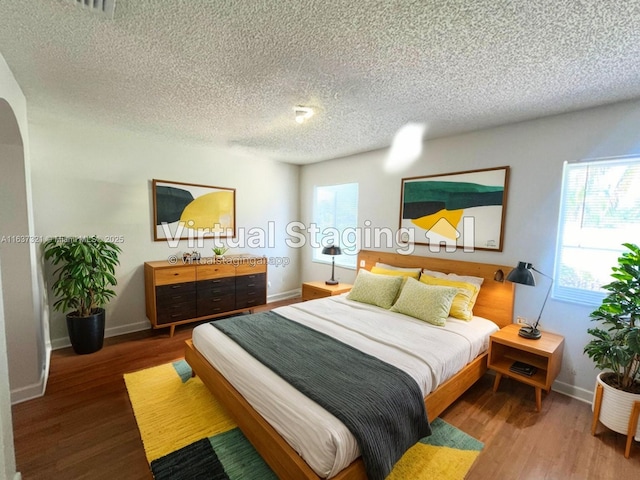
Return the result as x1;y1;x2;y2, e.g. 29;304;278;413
212;311;431;480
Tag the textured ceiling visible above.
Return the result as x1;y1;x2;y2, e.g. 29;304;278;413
1;1;640;164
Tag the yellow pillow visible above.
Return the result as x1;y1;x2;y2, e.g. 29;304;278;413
419;274;480;321
371;266;420;280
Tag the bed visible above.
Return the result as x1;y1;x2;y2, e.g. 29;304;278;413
185;249;514;480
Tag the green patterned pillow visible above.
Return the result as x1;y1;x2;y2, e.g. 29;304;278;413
347;269;404;309
390;277;458;326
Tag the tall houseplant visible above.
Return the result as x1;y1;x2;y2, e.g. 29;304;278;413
584;242;640;393
584;243;640;445
43;236;121;354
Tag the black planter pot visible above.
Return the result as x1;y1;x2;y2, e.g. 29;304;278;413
66;308;105;355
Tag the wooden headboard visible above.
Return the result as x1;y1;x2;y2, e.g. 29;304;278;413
357;249;514;328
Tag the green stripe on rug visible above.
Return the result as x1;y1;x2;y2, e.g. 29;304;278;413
125;361;483;480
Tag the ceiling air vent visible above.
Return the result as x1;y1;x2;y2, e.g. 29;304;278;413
71;0;116;19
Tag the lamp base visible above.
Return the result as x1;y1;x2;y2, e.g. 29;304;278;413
325;279;339;285
518;325;542;340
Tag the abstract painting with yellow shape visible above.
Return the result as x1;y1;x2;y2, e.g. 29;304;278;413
153;179;236;241
400;167;509;251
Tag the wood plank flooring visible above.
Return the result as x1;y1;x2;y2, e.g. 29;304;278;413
11;299;640;479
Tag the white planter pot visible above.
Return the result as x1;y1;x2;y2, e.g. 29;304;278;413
593;372;640;441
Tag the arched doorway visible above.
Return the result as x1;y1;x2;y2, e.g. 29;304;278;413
0;97;25;479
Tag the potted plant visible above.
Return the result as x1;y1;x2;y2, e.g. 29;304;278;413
43;236;121;354
212;246;228;258
584;242;640;442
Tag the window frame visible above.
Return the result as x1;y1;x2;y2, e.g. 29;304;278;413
311;182;359;270
553;155;640;306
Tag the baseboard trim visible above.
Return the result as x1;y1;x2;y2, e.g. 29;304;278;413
553;379;593;405
267;288;301;303
10;376;45;405
50;320;151;350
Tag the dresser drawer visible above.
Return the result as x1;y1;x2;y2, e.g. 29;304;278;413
197;277;235;299
236;272;266;309
235;291;266;309
155;266;197;286
156;301;198;325
197;264;235;280
197;296;236;317
156;282;196;304
236;273;266;289
156;291;196;308
236;263;267;276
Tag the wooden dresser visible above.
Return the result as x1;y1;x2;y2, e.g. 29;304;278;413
144;255;267;336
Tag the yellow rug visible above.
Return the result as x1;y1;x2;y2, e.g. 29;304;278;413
124;360;483;479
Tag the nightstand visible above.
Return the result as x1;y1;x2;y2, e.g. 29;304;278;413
488;323;564;411
301;281;352;301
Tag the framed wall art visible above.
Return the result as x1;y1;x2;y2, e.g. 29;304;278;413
152;179;236;241
399;166;509;251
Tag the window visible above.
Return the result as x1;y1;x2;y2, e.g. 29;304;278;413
312;183;359;269
554;156;640;305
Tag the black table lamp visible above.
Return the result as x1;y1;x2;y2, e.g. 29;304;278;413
322;245;342;285
506;261;554;340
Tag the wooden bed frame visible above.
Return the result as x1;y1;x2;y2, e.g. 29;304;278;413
184;249;514;480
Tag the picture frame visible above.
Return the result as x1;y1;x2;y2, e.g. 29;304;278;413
399;166;509;251
152;179;236;241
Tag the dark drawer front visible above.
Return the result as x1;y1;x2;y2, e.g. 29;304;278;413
197;277;235;299
236;273;266;309
197;296;236;317
156;301;198;325
156;282;196;308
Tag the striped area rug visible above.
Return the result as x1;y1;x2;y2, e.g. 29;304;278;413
124;360;483;480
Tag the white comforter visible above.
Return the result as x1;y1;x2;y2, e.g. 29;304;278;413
191;295;498;478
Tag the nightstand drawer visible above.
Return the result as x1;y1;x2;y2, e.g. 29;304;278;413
302;285;330;301
302;281;352;301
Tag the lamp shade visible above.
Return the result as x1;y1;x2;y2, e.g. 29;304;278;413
506;261;536;286
322;245;342;256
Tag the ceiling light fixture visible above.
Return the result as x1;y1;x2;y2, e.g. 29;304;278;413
294;106;314;124
70;0;116;18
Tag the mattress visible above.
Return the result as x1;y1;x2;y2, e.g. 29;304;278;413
191;294;499;478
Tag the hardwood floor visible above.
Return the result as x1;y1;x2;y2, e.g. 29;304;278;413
12;300;640;479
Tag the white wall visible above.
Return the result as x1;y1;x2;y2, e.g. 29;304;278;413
28;111;301;348
0;52;29;480
0;260;20;480
300;98;640;402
